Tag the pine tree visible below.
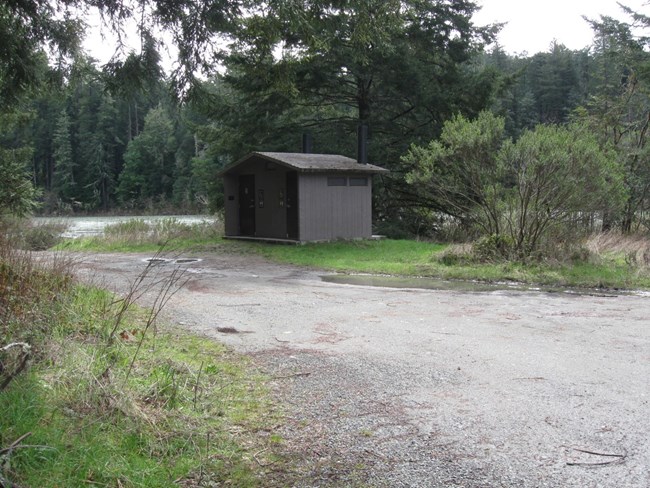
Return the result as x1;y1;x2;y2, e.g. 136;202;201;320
581;15;650;232
117;106;176;206
87;94;118;211
52;108;76;207
217;0;499;163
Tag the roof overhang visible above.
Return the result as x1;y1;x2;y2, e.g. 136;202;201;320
218;151;389;177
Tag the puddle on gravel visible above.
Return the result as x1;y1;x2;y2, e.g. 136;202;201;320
321;274;644;297
142;257;202;265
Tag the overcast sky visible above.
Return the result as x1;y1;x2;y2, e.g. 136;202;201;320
473;0;648;55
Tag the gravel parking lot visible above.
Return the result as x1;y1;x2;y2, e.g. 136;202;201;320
76;251;650;487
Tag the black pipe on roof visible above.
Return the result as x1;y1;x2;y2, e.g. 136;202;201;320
357;124;368;164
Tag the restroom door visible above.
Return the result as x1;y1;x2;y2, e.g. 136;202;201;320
238;175;256;236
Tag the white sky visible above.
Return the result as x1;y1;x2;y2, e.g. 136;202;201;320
473;0;649;55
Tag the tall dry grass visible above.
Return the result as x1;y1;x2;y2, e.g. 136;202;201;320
585;231;650;268
0;234;75;346
101;217;223;245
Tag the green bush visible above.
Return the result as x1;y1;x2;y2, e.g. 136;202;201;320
473;234;514;262
404;112;626;259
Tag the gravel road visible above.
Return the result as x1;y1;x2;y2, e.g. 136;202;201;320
74;251;650;487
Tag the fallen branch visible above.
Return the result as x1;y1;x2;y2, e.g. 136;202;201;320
270;372;312;380
572;448;626;458
566;447;627;466
0;342;32;392
0;343;31;353
0;432;33;456
252;448;275;467
1;432;34;487
566;459;625;467
0;444;54;455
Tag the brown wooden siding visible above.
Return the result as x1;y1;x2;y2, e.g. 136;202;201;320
298;173;372;241
223;175;239;236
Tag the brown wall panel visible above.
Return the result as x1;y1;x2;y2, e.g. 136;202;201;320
298;173;372;241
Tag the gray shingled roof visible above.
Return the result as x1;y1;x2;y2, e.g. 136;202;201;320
220;151;388;175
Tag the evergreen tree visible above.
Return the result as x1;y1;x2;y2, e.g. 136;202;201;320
526;42;582;124
216;0;499;163
482;48;537;138
580;15;650;232
117;106;176;206
171;104;211;211
72;74;103;206
87;94;119;211
0;112;40;217
52;108;76;206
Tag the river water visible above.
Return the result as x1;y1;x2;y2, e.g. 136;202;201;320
32;215;216;239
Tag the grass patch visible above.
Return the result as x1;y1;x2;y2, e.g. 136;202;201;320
1;218;68;251
249;239;447;275
233;237;650;290
1;239;281;487
1;318;276;487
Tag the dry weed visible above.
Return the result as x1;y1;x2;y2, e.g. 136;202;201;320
585;231;650;268
434;243;474;265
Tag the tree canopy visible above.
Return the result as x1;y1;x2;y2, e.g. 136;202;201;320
216;0;500;162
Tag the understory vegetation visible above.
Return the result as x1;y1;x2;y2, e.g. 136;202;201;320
56;217;225;253
56;219;650;290
0;231;280;487
403;112;627;259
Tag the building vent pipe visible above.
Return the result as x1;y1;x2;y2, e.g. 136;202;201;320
302;132;313;153
357;124;368;164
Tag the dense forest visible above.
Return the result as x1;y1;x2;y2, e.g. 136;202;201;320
2;1;650;245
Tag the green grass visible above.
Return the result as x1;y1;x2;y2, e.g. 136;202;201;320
1;282;280;487
249;239;447;275
233;239;650;290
